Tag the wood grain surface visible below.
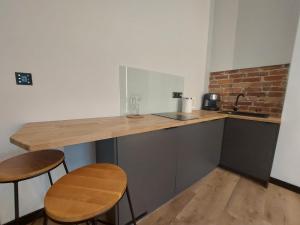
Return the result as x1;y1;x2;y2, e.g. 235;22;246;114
139;168;300;225
44;163;127;223
10;110;281;151
0;149;64;183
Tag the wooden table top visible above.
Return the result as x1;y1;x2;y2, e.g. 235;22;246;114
10;110;281;151
44;163;127;223
0;150;64;183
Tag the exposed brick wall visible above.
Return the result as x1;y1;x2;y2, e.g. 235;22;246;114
209;64;289;117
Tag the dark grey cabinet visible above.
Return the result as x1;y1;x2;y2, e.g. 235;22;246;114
175;120;224;193
117;128;178;225
95;117;279;224
220;118;280;183
96;119;225;225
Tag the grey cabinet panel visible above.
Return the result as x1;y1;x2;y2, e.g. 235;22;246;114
95;138;119;224
220;118;279;182
96;138;117;164
95;119;225;225
175;120;224;193
117;128;178;225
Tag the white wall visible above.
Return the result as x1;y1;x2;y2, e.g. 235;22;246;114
0;0;211;223
209;0;239;72
271;18;300;187
233;0;300;69
210;0;300;72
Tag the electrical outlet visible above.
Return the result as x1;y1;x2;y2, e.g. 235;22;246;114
173;92;183;98
15;72;33;85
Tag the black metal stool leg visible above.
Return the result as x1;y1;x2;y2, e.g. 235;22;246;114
14;182;19;224
43;214;48;225
63;160;69;173
126;187;137;225
96;219;114;225
47;172;53;186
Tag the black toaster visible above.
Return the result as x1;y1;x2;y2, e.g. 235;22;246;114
202;93;220;111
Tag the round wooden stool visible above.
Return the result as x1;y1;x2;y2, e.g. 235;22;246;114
44;163;137;225
0;149;68;224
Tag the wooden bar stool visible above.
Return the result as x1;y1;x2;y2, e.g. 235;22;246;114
0;149;68;224
44;163;137;225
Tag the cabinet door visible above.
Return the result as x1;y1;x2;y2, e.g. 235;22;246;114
117;128;178;225
220;118;279;182
175;119;224;193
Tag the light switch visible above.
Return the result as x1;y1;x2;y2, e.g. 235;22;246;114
15;72;33;85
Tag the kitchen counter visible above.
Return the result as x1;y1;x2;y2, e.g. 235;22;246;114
10;110;281;151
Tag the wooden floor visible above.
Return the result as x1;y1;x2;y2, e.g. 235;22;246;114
30;168;300;225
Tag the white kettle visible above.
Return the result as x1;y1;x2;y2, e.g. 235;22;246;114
182;97;193;113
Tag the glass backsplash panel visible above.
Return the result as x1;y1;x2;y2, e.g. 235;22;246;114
120;66;184;115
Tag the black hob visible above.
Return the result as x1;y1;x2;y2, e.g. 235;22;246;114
153;112;199;121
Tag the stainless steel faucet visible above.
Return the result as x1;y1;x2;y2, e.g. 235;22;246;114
233;93;245;111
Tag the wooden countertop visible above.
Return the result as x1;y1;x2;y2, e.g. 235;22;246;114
10;110;280;151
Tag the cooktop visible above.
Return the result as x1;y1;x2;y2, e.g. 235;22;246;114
153;112;199;121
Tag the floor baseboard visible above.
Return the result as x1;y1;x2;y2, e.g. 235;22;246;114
3;208;44;225
269;177;300;194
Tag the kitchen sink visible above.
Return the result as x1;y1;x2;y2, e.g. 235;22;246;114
220;111;270;118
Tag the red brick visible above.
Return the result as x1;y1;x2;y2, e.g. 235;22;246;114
235;77;261;83
269;69;288;75
209;88;222;93
270;81;283;86
238;101;252;106
246;72;268;77
264;75;285;81
215;75;228;80
229;92;245;96
229;74;244;79
209;84;221;89
253;102;266;107
210;80;218;85
221;84;233;88
244;77;261;82
263;87;285;92
208;64;289;118
222;100;232;104
246;92;266;97
223;88;242;93
268;92;285;97
217;79;232;84
221;96;235;101
271;108;282;113
245;87;262;92
248;82;264;87
254;102;282;108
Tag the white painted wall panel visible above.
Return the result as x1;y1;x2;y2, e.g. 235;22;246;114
271;18;300;187
0;0;211;223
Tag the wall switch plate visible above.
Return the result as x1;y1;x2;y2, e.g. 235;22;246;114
173;92;183;98
15;72;33;85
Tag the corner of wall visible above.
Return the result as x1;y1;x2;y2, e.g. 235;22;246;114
203;0;216;94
